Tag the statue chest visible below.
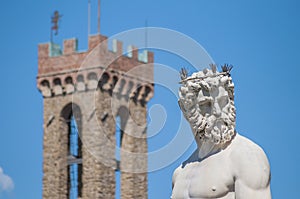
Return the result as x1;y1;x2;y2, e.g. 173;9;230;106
172;157;235;199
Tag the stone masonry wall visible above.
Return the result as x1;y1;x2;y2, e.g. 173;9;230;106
39;34;153;199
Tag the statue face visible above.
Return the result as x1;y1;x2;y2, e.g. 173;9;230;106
179;69;236;144
197;84;228;116
197;80;235;144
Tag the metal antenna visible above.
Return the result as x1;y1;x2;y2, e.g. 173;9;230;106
50;11;62;43
98;0;101;33
145;19;148;49
88;0;91;35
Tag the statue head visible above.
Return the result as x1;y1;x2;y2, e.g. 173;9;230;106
178;64;236;145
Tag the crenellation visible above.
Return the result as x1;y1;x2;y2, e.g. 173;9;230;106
63;38;78;55
131;46;138;60
116;40;123;56
38;43;49;58
111;39;117;53
88;34;107;50
38;35;153;81
38;33;153;199
147;51;154;63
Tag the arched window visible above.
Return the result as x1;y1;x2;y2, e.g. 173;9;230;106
77;75;84;83
87;72;97;81
68;115;82;199
61;103;82;199
98;72;110;90
87;72;98;90
65;76;73;84
115;106;128;199
41;79;50;87
115;116;121;199
53;78;62;86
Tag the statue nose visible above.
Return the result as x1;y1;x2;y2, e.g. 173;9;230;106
213;102;221;117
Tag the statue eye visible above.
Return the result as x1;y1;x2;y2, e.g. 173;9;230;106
199;101;210;107
198;98;212;106
198;100;212;115
202;89;210;97
218;96;229;109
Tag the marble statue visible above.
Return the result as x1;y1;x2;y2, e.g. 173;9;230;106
171;65;271;199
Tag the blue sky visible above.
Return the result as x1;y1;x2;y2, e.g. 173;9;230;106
0;0;300;198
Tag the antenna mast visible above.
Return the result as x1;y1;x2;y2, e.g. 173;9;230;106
145;19;148;49
88;0;91;35
50;11;62;43
98;0;101;33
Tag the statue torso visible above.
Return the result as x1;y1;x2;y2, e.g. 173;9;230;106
171;134;271;199
172;143;235;199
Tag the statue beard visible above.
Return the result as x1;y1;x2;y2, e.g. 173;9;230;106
188;101;236;145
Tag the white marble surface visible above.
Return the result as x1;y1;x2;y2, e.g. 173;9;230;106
172;67;271;199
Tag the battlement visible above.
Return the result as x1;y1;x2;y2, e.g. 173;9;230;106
37;34;154;103
38;34;153;76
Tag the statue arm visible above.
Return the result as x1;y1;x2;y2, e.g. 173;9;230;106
172;166;181;189
235;179;271;199
232;135;272;199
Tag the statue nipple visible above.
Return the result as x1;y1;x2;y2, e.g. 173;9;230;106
212;186;216;192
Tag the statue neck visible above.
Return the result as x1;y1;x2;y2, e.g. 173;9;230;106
196;132;236;160
197;140;221;159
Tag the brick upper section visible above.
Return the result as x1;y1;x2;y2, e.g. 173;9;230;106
37;34;154;82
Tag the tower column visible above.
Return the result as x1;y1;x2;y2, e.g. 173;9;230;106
121;100;148;199
38;34;154;199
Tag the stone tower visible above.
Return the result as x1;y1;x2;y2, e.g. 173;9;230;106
37;34;154;198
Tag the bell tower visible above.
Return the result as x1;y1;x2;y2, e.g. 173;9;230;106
37;34;154;198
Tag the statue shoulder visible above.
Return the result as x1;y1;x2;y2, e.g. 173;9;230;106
172;165;183;181
229;134;271;189
172;165;183;188
230;134;270;165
